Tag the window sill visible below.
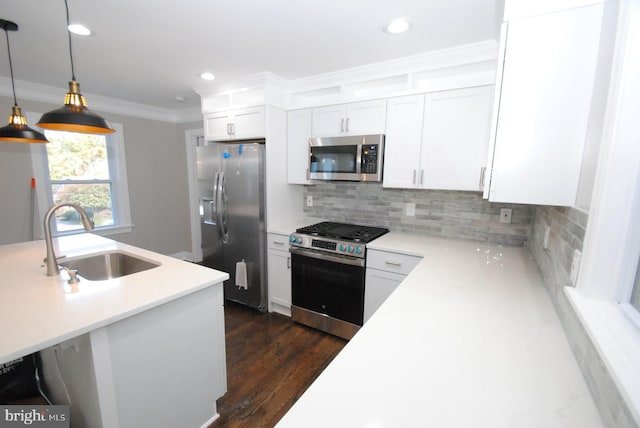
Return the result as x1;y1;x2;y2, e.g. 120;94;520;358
565;286;640;424
56;224;134;238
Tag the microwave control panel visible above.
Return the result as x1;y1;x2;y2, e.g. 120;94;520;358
361;144;379;174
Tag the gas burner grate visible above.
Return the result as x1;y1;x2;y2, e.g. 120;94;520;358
296;221;388;243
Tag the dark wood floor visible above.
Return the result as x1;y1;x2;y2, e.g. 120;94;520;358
210;301;347;428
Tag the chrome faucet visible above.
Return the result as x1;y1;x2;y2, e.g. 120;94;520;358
44;202;94;276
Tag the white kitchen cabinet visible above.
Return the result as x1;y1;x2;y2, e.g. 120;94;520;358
484;3;604;205
311;99;387;137
364;249;422;323
421;86;493;190
382;95;425;188
287;109;313;184
204;106;265;141
267;232;292;316
383;87;493;190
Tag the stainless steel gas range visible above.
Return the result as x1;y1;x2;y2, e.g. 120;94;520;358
289;221;389;340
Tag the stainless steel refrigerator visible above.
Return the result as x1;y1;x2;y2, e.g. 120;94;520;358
197;139;267;312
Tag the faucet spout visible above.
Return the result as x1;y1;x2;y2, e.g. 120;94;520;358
44;202;94;276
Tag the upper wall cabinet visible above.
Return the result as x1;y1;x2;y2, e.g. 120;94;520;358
311;100;387;137
484;3;604;205
204;106;265;141
287;109;313;184
383;86;493;190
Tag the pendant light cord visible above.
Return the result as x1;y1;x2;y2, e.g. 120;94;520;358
64;0;77;81
2;26;18;107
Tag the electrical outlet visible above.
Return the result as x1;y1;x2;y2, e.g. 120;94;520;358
406;203;415;217
543;225;551;250
306;196;313;207
570;249;581;285
499;208;512;224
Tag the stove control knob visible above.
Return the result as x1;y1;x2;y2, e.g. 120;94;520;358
339;243;346;252
295;237;302;244
347;245;354;253
289;235;295;243
354;246;362;255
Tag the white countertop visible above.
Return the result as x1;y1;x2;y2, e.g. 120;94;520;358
0;234;228;365
276;232;604;428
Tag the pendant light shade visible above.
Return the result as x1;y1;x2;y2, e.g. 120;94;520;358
37;0;115;135
38;80;115;134
0;19;48;143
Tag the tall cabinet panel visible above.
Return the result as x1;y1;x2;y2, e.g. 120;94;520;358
485;3;604;204
287;109;313;184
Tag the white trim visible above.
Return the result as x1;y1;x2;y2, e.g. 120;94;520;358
185;128;204;263
570;0;640;424
566;288;640;423
0;77;202;123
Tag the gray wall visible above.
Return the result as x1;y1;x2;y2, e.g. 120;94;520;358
303;182;532;246
0;95;195;256
529;206;637;428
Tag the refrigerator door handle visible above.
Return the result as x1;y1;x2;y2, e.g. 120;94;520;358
217;172;229;243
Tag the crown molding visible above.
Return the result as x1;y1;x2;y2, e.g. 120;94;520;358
0;77;202;123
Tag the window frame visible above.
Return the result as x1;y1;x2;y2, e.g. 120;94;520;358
564;0;640;422
28;115;133;238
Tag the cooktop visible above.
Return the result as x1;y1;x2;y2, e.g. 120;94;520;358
296;221;389;243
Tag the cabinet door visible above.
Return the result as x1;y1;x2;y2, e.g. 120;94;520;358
287;109;313;184
345;99;387;135
232;106;265;139
312;105;347;137
364;268;405;323
204;112;233;141
268;248;292;316
487;4;603;204
421;86;493;191
382;95;425;188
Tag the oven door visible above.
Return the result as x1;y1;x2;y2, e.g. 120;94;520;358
290;247;365;333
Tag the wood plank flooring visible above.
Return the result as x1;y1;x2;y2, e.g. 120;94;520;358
209;301;347;428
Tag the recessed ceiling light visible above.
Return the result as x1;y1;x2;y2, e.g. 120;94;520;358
385;18;411;35
200;72;216;81
68;24;91;36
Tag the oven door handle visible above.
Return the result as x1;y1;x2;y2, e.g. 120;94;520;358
290;246;365;267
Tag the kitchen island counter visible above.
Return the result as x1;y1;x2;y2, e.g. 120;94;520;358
0;233;229;428
276;232;604;427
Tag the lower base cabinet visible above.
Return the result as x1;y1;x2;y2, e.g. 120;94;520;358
364;249;422;323
267;233;292;316
364;269;406;323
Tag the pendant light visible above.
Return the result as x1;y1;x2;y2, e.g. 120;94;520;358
37;0;115;134
0;19;48;143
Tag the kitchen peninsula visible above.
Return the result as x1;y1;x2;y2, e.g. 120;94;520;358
276;232;604;428
0;233;228;428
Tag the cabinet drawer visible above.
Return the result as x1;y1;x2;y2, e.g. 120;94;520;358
366;249;422;275
268;233;290;251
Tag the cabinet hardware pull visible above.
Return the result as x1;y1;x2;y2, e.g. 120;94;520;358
345;117;350;132
340;118;345;132
420;169;425;185
226;123;231;135
385;261;402;267
273;241;285;245
287;256;291;269
231;123;235;136
306;168;310;180
479;167;487;188
413;169;417;184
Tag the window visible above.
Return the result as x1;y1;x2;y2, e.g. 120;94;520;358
632;260;640;313
30;118;132;237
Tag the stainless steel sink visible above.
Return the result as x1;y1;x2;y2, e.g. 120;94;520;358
59;251;160;281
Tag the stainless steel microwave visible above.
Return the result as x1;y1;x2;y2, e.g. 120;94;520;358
308;134;384;182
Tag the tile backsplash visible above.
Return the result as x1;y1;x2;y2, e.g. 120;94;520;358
302;182;532;246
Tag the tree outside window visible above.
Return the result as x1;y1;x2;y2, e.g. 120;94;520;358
44;130;115;231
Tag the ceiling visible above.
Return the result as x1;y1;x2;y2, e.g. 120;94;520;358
0;0;503;111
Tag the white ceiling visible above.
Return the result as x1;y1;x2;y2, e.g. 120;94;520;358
1;0;504;111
